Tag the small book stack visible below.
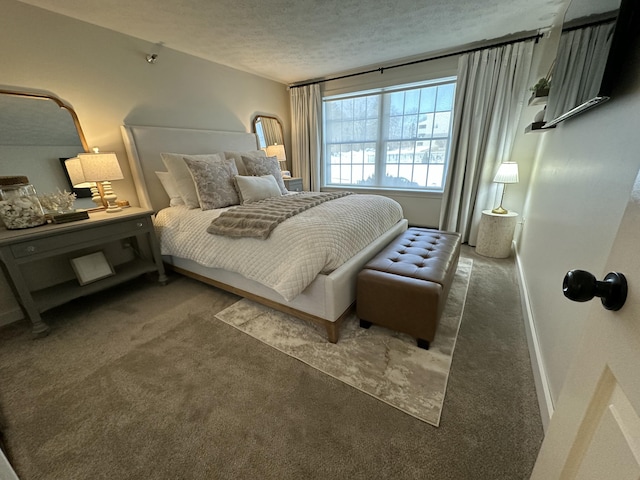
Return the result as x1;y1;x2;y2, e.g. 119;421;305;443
50;210;90;224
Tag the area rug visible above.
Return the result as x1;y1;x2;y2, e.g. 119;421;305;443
215;257;472;426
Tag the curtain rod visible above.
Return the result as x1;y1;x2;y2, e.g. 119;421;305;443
288;30;544;89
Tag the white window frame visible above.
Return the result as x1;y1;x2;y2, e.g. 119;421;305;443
322;77;456;193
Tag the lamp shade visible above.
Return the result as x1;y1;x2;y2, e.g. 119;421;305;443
265;144;286;162
493;162;519;184
64;157;88;187
75;152;124;182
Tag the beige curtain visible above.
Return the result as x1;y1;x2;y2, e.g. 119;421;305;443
290;84;321;192
545;23;615;121
440;40;534;245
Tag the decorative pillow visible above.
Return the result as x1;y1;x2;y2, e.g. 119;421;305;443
234;175;282;204
161;152;220;209
183;154;240;209
224;150;266;176
242;155;288;194
155;171;184;207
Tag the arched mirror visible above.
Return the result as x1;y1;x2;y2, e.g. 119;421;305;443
252;115;284;149
253;115;287;170
0;89;95;210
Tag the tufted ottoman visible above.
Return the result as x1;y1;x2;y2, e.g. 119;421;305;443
356;227;461;349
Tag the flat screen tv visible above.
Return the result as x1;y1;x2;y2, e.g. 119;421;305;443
543;0;637;127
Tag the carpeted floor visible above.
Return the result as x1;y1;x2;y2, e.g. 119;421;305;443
0;245;543;479
215;258;473;427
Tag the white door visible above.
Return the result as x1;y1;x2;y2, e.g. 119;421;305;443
531;170;640;479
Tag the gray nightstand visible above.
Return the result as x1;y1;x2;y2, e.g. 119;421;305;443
0;207;167;336
283;177;303;192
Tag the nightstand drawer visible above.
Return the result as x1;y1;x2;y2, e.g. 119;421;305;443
284;177;303;192
10;218;149;259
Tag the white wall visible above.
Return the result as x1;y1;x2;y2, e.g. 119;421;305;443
517;32;640;411
0;0;290;324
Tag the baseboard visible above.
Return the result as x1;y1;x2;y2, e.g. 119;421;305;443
514;249;554;431
0;308;23;328
0;448;19;480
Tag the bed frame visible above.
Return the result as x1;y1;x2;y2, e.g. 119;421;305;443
121;125;408;342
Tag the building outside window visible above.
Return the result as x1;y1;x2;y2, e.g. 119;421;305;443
322;77;456;192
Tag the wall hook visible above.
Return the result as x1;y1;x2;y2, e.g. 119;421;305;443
146;53;158;64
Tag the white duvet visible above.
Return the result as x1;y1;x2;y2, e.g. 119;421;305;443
154;194;403;301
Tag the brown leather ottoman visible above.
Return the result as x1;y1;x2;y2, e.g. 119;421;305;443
356;227;461;349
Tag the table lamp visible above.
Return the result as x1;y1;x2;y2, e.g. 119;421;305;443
266;143;288;173
64;157;104;209
492;162;519;214
74;148;124;213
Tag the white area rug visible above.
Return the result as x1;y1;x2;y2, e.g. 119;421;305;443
215;257;472;426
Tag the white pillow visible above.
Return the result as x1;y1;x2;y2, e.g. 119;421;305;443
160;152;220;209
183;154;240;209
223;150;266;176
234;175;283;204
155;171;184;207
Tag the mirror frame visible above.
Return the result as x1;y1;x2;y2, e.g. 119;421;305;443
0;88;89;152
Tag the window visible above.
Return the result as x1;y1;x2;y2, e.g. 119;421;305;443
323;78;456;191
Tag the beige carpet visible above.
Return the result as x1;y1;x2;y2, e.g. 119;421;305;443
215;258;472;427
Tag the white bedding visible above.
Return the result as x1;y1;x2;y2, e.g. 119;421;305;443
154;194;403;301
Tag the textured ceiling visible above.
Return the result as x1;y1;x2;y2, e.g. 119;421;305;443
17;0;613;85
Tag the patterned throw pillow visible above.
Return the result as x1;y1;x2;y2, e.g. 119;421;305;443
224;150;266;176
160;152;221;209
183;154;240;209
241;155;288;194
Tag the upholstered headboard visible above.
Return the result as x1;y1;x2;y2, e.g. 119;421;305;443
121;125;259;212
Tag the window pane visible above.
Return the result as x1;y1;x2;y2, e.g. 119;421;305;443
436;83;455;111
404;90;420;115
365;118;378;140
342;99;354;120
400;141;416;163
433;112;452;136
329;144;341;163
402;114;418;139
388;115;403;140
386;141;400;163
326;120;340;143
367;95;379;115
323;78;455;191
353;97;367;118
389;92;404;115
353;119;366;141
419;88;436;113
427;164;445;188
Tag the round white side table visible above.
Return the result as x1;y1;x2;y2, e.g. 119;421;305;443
476;210;518;258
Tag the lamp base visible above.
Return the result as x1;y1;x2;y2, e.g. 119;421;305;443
101;181;122;213
491;206;509;214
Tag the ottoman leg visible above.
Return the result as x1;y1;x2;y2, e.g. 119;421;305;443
359;319;372;329
417;339;430;350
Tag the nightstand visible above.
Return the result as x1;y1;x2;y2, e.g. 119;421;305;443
0;208;167;336
283;177;303;192
475;210;518;258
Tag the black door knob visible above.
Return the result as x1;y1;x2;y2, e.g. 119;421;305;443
563;269;627;311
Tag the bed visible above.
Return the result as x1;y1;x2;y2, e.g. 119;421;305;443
121;125;408;342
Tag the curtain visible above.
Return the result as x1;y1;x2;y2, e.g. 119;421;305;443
439;40;534;245
545;22;615;121
290;84;321;192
